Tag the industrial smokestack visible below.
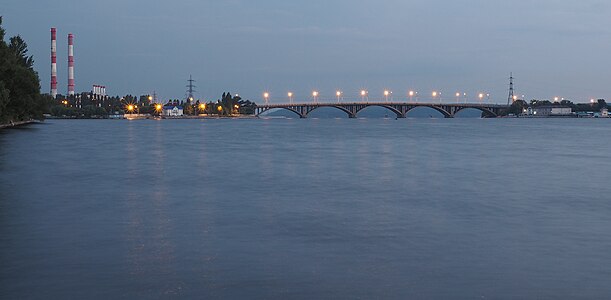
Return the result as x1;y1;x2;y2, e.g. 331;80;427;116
68;33;75;96
50;28;57;98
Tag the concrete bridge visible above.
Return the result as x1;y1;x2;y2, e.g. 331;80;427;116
255;102;509;118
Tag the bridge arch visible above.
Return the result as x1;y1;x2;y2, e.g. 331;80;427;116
256;107;304;118
406;105;451;118
304;105;355;118
355;104;403;118
454;106;498;118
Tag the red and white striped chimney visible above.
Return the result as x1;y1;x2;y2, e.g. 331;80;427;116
68;33;75;96
50;28;57;98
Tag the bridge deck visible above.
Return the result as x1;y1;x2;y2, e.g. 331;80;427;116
255;102;509;118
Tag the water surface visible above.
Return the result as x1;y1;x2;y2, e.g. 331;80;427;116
1;118;610;299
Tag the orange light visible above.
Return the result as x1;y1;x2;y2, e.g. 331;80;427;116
217;106;223;112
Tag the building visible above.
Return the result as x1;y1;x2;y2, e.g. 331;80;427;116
601;108;609;118
163;105;184;117
526;106;573;116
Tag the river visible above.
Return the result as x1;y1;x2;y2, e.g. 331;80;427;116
1;118;610;299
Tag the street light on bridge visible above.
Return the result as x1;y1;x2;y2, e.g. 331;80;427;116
336;91;342;103
408;90;416;102
432;91;440;103
288;92;293;104
263;92;270;104
478;93;484;103
455;92;461;103
360;90;368;102
312;91;319;103
384;90;391;102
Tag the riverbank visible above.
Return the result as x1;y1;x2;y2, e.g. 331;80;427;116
0;120;40;129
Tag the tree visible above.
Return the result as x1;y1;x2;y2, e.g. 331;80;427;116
0;16;46;123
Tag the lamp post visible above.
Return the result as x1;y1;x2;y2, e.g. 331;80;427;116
312;91;319;103
384;90;391;102
263;92;269;105
478;93;484;104
288;92;293;104
408;90;415;103
336;91;342;103
432;91;439;103
360;90;368;102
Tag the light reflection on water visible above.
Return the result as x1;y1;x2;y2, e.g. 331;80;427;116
1;118;611;299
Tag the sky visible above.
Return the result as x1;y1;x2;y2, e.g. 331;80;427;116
3;0;611;104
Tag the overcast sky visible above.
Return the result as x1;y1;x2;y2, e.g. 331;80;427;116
4;0;611;103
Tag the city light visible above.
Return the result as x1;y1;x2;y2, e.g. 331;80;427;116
408;90;416;102
360;90;368;102
217;105;223;112
263;92;270;104
312;91;319;103
288;92;293;104
336;91;342;103
199;103;206;110
384;90;391;102
155;104;162;112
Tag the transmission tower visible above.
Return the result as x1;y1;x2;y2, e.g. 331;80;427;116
507;72;515;105
186;75;196;103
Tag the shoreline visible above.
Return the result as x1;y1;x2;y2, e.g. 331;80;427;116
0;120;39;129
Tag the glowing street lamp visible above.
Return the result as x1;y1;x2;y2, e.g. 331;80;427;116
312;91;319;103
554;96;559;102
478;93;484;103
408;90;416;102
263;92;270;104
288;92;293;104
148;95;153;103
199;103;206;114
360;90;368;102
336;90;342;103
455;92;461;103
432;91;440;103
384;90;391;102
127;104;134;114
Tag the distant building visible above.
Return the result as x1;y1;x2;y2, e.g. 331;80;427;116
163;105;184;117
601;108;609;118
526;106;572;116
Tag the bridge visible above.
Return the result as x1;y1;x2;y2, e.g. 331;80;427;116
255;102;509;118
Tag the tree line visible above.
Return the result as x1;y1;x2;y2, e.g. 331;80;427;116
504;99;608;116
